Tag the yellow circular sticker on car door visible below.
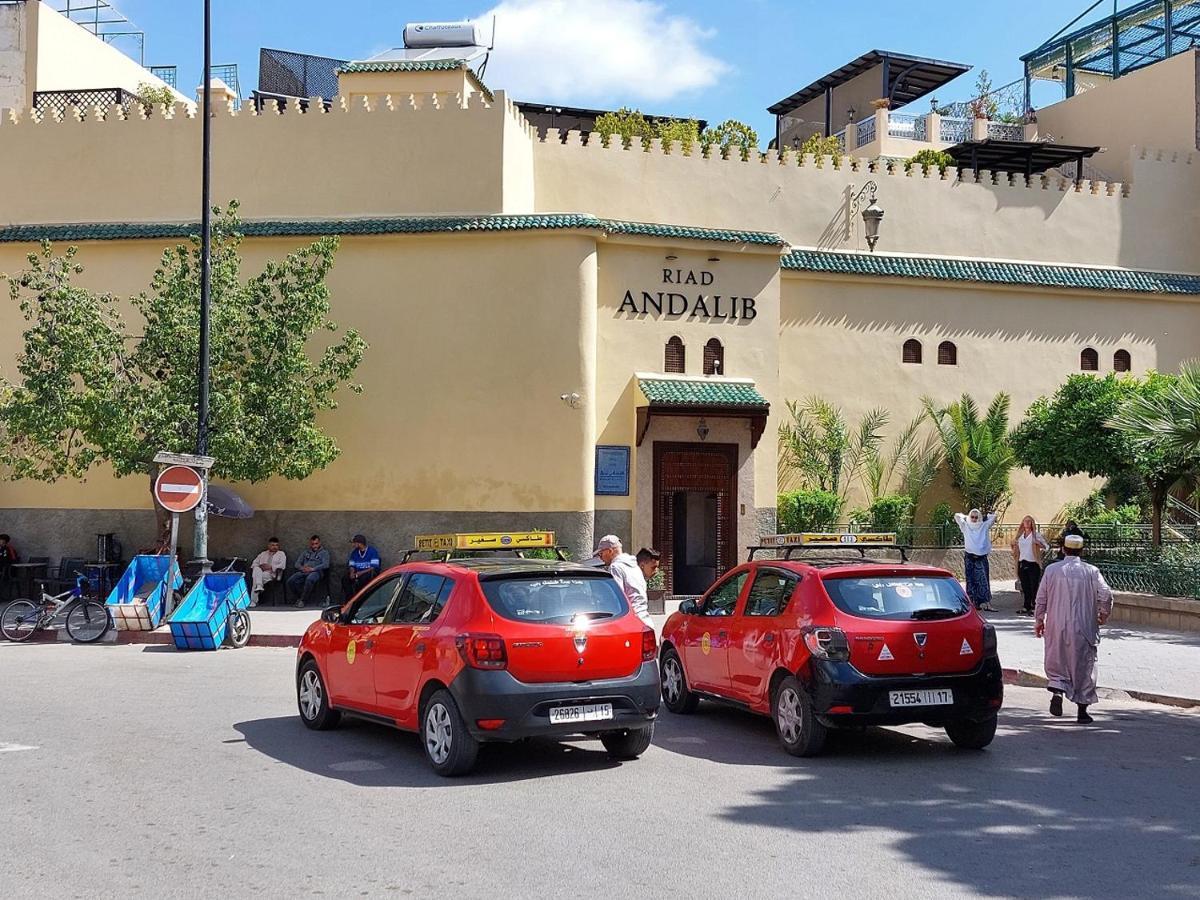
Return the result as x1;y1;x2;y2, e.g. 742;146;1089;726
346;640;356;665
701;632;712;655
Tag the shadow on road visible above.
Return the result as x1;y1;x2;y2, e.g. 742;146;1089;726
233;715;622;787
654;699;1200;898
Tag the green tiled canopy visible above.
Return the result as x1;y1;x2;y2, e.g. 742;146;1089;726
638;378;769;409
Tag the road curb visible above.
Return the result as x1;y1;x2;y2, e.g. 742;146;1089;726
11;627;304;650
1002;667;1199;710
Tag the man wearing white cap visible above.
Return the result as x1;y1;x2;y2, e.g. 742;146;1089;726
1034;532;1113;724
594;535;654;628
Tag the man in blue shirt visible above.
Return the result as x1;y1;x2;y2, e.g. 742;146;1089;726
342;533;381;601
287;535;331;608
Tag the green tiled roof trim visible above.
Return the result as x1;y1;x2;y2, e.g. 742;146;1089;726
0;216;783;246
782;249;1200;296
335;59;495;102
638;378;769;408
337;59;467;74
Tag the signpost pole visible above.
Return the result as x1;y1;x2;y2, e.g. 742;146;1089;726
167;512;180;614
194;0;214;575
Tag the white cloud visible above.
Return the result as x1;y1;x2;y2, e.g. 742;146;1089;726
474;0;729;106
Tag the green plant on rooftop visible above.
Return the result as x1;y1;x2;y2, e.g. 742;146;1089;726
799;133;842;167
778;397;887;516
700;119;759;161
904;149;955;176
923;392;1014;514
593;107;701;152
967;70;998;119
1011;372;1200;546
137;81;176;113
0;201;367;543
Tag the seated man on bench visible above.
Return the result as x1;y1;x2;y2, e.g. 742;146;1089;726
286;535;330;609
249;537;287;608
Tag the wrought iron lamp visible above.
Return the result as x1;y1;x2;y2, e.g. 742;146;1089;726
851;181;884;252
696;418;710;441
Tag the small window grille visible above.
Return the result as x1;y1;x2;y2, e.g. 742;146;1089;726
937;341;957;365
1113;349;1131;372
1080;348;1099;371
665;336;685;373
902;339;922;364
703;339;724;375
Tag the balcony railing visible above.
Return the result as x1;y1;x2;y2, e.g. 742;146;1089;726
32;87;143;119
832;128;846;152
886;113;927;141
939;116;973;143
856;117;876;146
987;121;1025;141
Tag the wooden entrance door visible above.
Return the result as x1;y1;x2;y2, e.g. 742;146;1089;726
653;442;738;596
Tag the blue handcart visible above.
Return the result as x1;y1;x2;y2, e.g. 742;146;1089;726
105;555;182;631
168;571;252;650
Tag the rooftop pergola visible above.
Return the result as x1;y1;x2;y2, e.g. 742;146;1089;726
944;140;1102;185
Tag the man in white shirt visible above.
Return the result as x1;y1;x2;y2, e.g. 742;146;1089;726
594;534;653;628
250;537;287;607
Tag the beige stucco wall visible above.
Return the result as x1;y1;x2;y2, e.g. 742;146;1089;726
532;133;1200;272
29;1;186;105
593;240;782;518
0;231;600;515
780;271;1200;521
337;67;476;105
1036;49;1198;184
0;2;27;112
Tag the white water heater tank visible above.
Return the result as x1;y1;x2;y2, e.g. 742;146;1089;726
402;22;482;49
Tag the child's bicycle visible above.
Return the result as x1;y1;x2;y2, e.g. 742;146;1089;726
1;574;113;643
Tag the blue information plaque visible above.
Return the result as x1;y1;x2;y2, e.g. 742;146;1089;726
595;445;631;496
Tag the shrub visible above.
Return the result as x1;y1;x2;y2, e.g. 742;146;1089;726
863;494;914;531
929;501;955;547
904;149;954;175
778;489;841;533
1062;490;1143;525
799;133;842;166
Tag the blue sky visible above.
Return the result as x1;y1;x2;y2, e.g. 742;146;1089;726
108;0;1112;138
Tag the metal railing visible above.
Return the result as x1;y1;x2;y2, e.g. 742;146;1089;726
987;121;1024;141
32;87;142;118
832;129;846;152
939;116;972;143
886;113;927;141
835;522;1198;549
856;117;876;146
1093;559;1200;599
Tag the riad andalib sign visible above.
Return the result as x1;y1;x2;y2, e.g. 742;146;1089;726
619;268;757;321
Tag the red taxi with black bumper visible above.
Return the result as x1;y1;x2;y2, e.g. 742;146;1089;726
295;535;659;776
658;534;1003;757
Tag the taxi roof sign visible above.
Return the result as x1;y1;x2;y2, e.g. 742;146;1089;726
413;531;556;552
760;532;898;547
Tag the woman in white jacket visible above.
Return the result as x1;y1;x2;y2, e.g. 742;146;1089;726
955;508;997;610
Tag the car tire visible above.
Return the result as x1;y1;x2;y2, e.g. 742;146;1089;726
600;723;655;760
297;659;341;730
660;649;700;714
422;689;480;777
772;675;827;757
945;714;998;750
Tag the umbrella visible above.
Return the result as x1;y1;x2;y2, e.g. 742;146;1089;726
205;483;254;519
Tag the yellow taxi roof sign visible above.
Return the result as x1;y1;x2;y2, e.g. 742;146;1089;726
760;532;897;547
414;531;555;552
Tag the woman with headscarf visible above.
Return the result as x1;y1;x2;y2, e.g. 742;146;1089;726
1011;516;1049;616
955;507;997;610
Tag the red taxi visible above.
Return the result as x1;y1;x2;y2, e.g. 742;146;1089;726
659;533;1003;757
295;532;660;776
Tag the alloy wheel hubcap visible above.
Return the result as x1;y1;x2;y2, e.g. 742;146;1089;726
777;688;802;743
426;704;453;765
300;670;321;720
663;660;682;703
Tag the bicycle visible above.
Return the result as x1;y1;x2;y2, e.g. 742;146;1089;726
1;574;113;643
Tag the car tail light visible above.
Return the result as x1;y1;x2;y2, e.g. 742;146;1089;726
981;623;998;658
456;633;507;670
803;626;850;661
641;628;657;662
476;719;506;730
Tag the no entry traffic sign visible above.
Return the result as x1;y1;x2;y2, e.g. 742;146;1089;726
154;465;204;513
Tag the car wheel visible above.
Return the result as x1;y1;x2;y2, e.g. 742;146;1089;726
600;723;655;760
297;659;341;730
422;689;480;777
945;714;998;750
660;649;699;714
772;675;827;757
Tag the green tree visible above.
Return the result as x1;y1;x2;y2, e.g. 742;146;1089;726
778;397;887;513
968;69;998;119
861;414;943;515
700;119;759;160
799;132;842;166
923;393;1015;513
0;202;366;536
1010;373;1200;546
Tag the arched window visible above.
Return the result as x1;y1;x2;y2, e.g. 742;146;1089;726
1113;349;1131;373
1080;347;1099;371
902;339;922;364
665;336;686;373
703;338;724;375
937;341;957;366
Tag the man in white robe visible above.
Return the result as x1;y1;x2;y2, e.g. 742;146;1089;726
1034;534;1113;723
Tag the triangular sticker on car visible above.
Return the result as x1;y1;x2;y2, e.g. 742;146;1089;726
878;644;894;661
960;638;973;655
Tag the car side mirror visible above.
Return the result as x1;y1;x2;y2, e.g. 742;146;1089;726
678;598;698;615
320;604;343;624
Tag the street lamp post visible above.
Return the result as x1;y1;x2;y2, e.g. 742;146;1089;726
851;180;885;252
193;0;213;573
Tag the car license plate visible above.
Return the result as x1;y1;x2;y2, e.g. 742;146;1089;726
888;689;953;707
548;703;613;724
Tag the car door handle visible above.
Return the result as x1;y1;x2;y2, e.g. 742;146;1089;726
718;630;728;639
415;642;426;655
764;633;775;644
364;639;374;650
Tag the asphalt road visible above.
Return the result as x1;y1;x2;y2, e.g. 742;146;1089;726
1;643;1198;900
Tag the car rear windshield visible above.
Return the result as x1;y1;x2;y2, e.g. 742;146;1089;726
480;574;629;624
822;575;969;621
